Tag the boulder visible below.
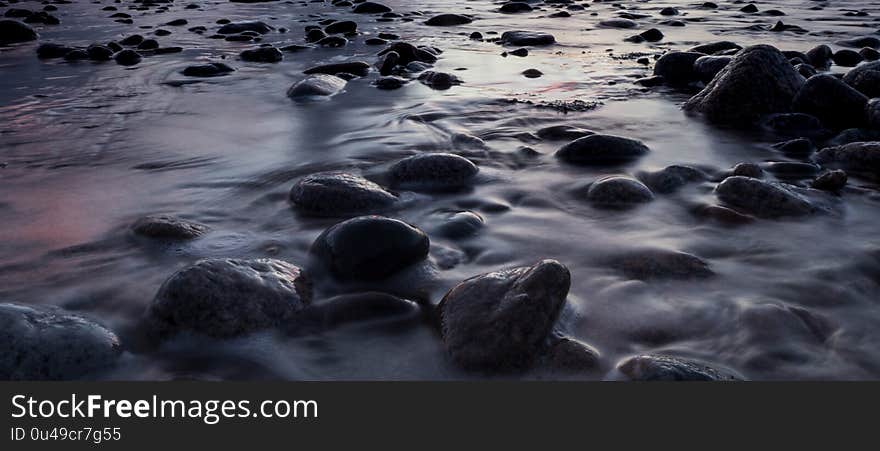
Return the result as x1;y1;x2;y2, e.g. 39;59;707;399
814;142;880;177
653;51;703;84
792;74;868;129
714;176;814;217
0;19;37;44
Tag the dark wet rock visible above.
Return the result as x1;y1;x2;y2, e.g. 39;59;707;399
556;134;650;166
377;50;399;76
653;51;703;84
638;28;664;42
617;355;742;381
584;176;654;208
292;292;420;332
166;18;188;26
507;47;528;57
107;42;123;53
425;13;472;26
811;170;847;192
795;63;817;79
378;42;437;65
500;30;556;46
842;61;880;98
131;215;208;239
773;137;814;156
305;28;328;43
147;258;311;339
814;142;880;177
217;21;272;35
548;11;571;19
692;204;755;225
435;210;484;238
240;46;282;63
418;71;462;89
374;76;407;90
353;2;391;14
837;36;880;49
137;39;159;51
317;36;347;48
182;62;234;77
86;44;113;61
635;75;665;87
119;34;144;46
715;176;814;218
304;61;370;77
768;21;806;33
598;18;637;29
693;55;731;83
636;165;706;193
765;161;820;178
289;172;397;217
310;216;429;280
0;303;121;380
660;7;679;16
739;3;758;13
114;49;142;66
522;68;543;78
732;162;763;178
684;45;805;125
0;20;37;44
762;113;827;138
438;259;571;371
605;249;713;280
536;125;593;141
388;153;478;191
543;337;600;372
23;11;59;26
365;37;387;46
36;42;73;58
451;133;488;150
325;20;356;34
688;41;741;55
832;49;863;67
868;99;880;129
861;47;880;61
792;74;867;129
287;74;347;98
805;44;833;69
499;2;532;14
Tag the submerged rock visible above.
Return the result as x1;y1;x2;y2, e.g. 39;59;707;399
353;2;391;14
240;46;282;63
388;153;478;191
418;71;462;89
814;142;880;177
114;49;142;66
604;249;713;280
792;74;867;129
653;51;703;84
811;170;847;192
684;45;804;125
424;14;472;26
617;355;742;381
217;21;272;35
0;19;37;44
500;31;556;46
715;176;814;217
303;61;370;77
182;62;234;77
287;74;347;98
636;165;706;193
132;215;209;239
438;259;571;371
536;125;594;141
310;216;429;280
290;172;398;217
585;176;655;208
556;134;650;165
0;303;121;380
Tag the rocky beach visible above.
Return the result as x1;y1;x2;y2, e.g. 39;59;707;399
1;0;880;380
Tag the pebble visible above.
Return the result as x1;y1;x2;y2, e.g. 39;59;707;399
604;249;713;280
289;172;398;217
388;153;478;191
584;175;655;208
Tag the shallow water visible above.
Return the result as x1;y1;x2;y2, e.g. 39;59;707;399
2;0;880;380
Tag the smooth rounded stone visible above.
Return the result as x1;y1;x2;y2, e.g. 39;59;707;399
317;36;347;48
365;37;387;45
378;42;437;65
842;61;880;98
218;21;273;35
861;47;880;61
555;134;650;166
388;153;478;191
166;18;188;26
652;51;703;84
833;49;863;67
107;42;123;53
761;112;826;138
811;169;847;192
635;75;665;87
792;74;867;129
499;2;533;14
765;161;821;178
838;36;880;49
732;162;763;178
598;18;638;29
0;303;121;380
868;99;880;129
324;20;356;34
715;176;814;218
773;137;814;156
119;34;145;46
636;165;706;193
500;30;556;46
374;76;407;90
693;55;731;83
684;45;805;125
303;61;370;76
522;68;543;78
310;216;429;280
617;355;741;381
418;71;462;89
805;44;833;69
795;63;817;79
585;176;654;208
63;49;89;61
659;7;679;16
425;13;472;25
137;39;159;51
36;42;73;58
435;210;484;238
182;62;234;77
114;49;142;66
543;337;600;372
287;74;347;98
814;142;880;177
86;44;113;61
0;19;37;44
240;46;282;63
293;292;421;332
438;259;571;371
688;41;741;55
638;28;664;42
605;248;713;280
305;28;328;43
692;204;755;225
507;47;528;57
290;172;397;217
131;215;208;239
352;2;391;14
739;3;759;13
377;50;399;76
536;125;593;141
451;133;488;150
148;258;311;339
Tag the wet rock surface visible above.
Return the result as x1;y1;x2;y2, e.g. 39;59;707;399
556;134;650;165
132;215;209;239
616;355;742;381
388;153;478;191
290;172;398;217
715;176;815;218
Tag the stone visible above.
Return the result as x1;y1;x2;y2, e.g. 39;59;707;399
86;44;114;61
217;21;272;35
240;46;283;63
425;14;472;26
0;19;37;44
148;258;311;338
500;31;556;46
805;44;833;69
604;249;713;280
693;55;731;83
843;61;880;98
388;153;478;191
418;71;462;89
289;172;398;217
114;49;142;66
688;41;741;55
310;216;429;280
438;259;571;371
684;45;804;125
325;20;356;34
287;74;347;98
132;215;208;239
555;134;650;165
814;142;880;177
811;170;847;191
36;42;73;58
374;76;407;90
832;49;863;67
599;18;638;29
653;51;703;84
617;355;742;381
353;2;391;14
536;125;593;141
793;74;868;129
182;62;234;77
732;162;763;178
499;3;532;14
714;176;814;217
435;210;484;238
636;165;706;193
585;176;654;208
378;42;437;65
304;61;370;76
